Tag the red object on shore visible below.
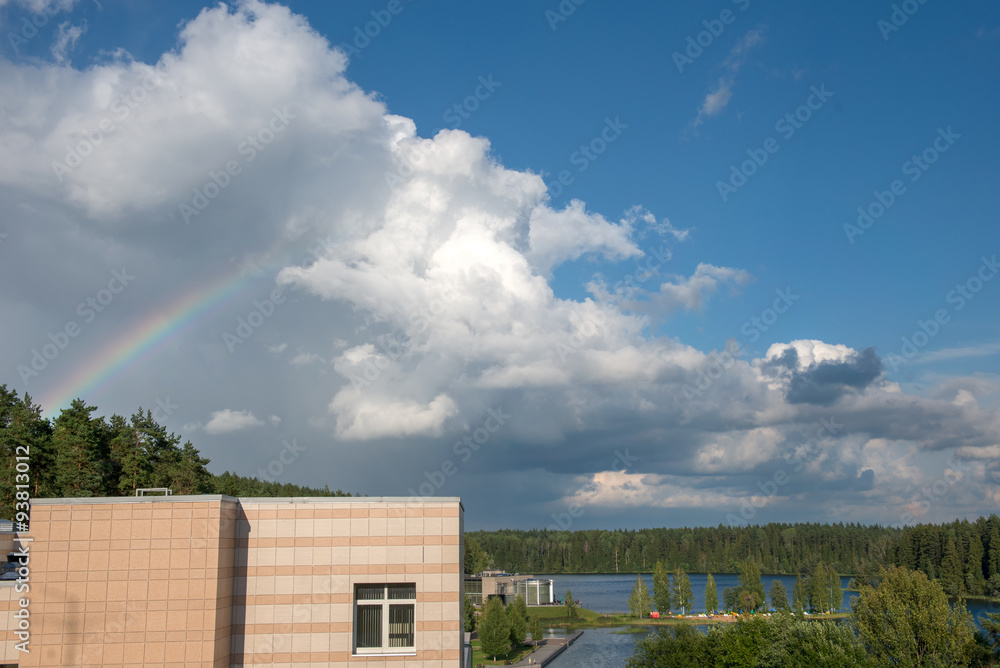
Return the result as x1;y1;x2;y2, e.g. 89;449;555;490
650;611;660;618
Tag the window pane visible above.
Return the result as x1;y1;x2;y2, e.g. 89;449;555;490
388;583;416;600
357;585;385;601
388;604;415;647
357;605;382;648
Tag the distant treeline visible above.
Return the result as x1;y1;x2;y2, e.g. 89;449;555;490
469;515;1000;597
0;387;353;523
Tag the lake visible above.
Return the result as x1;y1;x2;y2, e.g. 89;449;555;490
538;573;1000;668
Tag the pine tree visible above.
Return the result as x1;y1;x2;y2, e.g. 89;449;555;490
768;579;789;611
810;563;830;613
964;530;985;595
792;573;807;616
722;587;738;612
464;599;476;632
465;537;490;575
564;589;577;619
989;523;1000;579
652;560;671;613
671;568;693;614
704;573;718;614
53;399;108;497
737;559;765;612
941;532;964;596
169;442;213;495
479;596;511;660
828;566;843;613
508;596;527;646
0;387;53;524
528;613;543;647
628;574;652;618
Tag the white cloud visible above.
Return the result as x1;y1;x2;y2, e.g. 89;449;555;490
50;20;85;63
204;409;264;435
526;199;642;275
647;262;752;313
687;28;766;133
291;352;324;366
764;339;856;370
915;342;1000;364
0;0;76;12
563;470;761;510
331;393;459;440
700;79;733;117
695;427;783;473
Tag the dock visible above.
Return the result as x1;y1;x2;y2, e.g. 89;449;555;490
511;630;584;666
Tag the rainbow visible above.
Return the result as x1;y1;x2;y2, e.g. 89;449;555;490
39;259;290;417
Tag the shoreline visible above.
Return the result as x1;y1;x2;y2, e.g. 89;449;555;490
540;610;851;629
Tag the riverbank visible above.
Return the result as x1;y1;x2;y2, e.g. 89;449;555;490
531;605;850;629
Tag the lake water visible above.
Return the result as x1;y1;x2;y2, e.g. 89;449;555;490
543;572;856;614
539;573;1000;668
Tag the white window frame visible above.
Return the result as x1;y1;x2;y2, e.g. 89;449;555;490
353;583;417;656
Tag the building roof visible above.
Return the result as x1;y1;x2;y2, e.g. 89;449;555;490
30;495;463;506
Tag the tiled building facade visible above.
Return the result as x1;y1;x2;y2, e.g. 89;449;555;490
14;495;465;668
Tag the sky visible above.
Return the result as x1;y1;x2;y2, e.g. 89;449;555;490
1;0;999;531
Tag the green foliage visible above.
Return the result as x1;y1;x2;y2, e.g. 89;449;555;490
528;613;543;646
980;611;1000;660
53;399;108;497
478;596;511;660
769;579;789;611
942;531;965;596
564;589;578;619
653;560;672;613
465;536;490;575
792;573;807;616
754;614;875;668
0;388;53;522
722;586;738;612
989;524;1000;579
704;573;718;614
628;614;876;668
737;559;766;612
0;388;354;519
507;595;527;646
829;566;843;613
464;599;477;633
810;562;830;613
671;567;693;614
851;565;977;667
626;624;711;668
628;574;652;618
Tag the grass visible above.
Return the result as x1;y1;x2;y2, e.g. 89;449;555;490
470;640;537;665
531;605;602;622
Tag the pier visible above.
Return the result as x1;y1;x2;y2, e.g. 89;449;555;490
511;630;584;666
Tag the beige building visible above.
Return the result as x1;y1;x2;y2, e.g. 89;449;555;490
9;495;465;668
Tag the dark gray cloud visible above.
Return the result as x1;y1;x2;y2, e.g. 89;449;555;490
786;347;883;405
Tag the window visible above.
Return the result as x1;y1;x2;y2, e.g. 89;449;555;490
354;583;416;654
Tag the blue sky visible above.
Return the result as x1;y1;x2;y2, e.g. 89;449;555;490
1;0;999;530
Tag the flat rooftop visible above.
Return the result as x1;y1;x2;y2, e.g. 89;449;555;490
31;495;463;506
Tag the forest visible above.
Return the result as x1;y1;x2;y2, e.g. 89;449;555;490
0;386;352;524
468;516;1000;597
